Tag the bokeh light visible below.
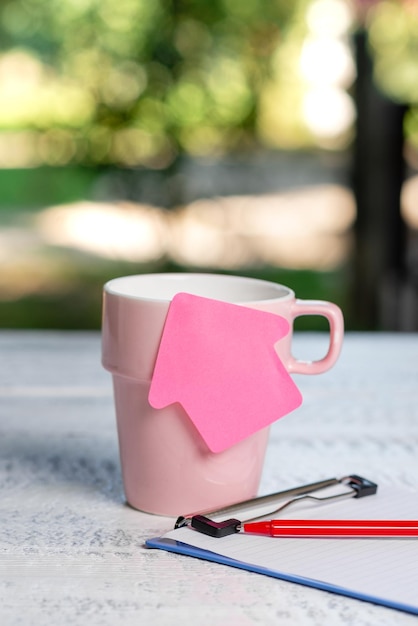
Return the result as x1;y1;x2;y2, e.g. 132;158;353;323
31;185;356;272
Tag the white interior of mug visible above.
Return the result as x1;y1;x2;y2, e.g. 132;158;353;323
105;273;293;303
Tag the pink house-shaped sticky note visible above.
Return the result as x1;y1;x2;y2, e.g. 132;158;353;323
149;293;302;453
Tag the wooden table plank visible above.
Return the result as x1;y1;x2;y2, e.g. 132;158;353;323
1;331;418;625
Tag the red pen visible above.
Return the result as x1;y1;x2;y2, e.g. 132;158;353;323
241;519;418;538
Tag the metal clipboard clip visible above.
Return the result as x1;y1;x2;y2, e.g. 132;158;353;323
174;474;378;537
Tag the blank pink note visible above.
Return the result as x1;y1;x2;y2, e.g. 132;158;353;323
149;293;302;453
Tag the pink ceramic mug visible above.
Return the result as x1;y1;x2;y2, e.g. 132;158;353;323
102;273;344;516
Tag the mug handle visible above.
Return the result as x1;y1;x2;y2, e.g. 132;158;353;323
287;300;344;375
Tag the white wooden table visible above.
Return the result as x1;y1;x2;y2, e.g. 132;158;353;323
1;331;418;626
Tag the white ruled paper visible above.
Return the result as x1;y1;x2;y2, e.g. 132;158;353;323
156;487;418;613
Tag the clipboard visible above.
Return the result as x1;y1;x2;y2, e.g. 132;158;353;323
146;481;418;616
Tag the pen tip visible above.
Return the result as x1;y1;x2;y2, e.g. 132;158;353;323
174;516;188;529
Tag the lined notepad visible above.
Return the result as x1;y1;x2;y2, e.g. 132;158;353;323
146;487;418;615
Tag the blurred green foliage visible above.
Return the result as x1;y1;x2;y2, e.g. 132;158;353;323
366;1;418;151
0;0;309;167
0;167;96;208
368;1;418;104
1;0;418;168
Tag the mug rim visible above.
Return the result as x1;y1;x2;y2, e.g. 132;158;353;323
104;273;295;304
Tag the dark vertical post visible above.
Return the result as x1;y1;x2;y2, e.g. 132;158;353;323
352;30;407;329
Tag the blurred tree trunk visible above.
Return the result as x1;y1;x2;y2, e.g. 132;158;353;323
352;29;407;330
